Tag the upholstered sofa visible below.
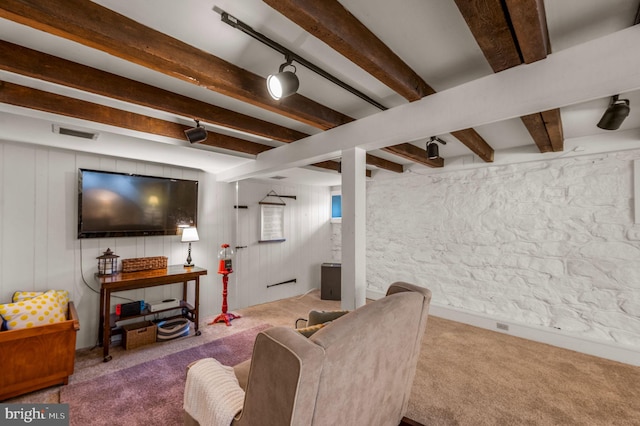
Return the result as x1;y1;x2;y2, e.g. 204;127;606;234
184;281;431;425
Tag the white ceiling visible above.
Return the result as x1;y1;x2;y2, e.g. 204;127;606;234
1;0;639;186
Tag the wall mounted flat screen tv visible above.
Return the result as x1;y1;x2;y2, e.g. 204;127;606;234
78;169;198;239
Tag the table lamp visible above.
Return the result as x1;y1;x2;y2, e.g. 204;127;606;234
181;227;199;267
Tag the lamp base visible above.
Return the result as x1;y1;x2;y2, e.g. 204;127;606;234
184;263;194;268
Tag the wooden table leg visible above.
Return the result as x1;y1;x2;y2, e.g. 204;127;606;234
194;277;200;336
98;287;105;345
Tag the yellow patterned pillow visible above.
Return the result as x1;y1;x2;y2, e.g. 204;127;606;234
12;291;43;302
12;290;69;314
0;290;66;330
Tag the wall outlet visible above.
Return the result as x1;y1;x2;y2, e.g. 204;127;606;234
496;322;509;331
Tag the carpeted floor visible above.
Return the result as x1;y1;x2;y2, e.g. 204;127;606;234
7;290;640;425
60;324;269;426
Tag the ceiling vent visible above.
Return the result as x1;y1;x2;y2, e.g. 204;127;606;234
270;175;287;180
52;124;99;140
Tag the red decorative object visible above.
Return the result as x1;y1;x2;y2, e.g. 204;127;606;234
210;244;241;326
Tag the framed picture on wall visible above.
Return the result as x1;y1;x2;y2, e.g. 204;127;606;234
259;203;285;242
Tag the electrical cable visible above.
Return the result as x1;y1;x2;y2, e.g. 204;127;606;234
79;239;135;304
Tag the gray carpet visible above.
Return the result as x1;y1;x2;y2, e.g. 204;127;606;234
7;290;640;425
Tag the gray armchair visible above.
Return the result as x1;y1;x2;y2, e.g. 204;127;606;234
184;282;431;426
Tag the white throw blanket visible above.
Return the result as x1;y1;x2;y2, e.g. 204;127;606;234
183;358;245;426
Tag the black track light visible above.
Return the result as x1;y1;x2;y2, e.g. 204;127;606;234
426;136;446;160
267;57;299;100
184;120;207;144
597;95;630;130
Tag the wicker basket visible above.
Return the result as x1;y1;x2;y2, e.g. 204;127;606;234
122;321;157;350
121;256;168;273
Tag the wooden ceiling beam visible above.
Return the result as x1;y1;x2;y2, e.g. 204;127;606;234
365;154;404;173
450;129;494;162
540;108;564;152
504;0;550;63
0;40;404;174
0;81;274;155
0;80;389;175
454;0;522;73
263;0;434;101
0;40;308;144
455;0;564;153
263;0;494;163
382;144;443;168
311;161;372;177
0;0;352;130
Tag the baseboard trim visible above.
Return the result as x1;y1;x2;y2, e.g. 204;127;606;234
366;288;640;366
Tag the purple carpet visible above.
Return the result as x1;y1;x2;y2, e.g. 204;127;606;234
60;324;270;426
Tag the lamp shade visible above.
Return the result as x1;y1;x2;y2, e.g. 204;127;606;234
181;227;199;243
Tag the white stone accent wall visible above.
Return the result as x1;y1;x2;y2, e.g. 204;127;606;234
331;223;342;262
366;149;640;349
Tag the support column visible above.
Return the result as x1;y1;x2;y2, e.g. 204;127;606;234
341;147;366;310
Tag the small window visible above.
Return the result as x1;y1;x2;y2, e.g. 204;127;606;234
331;193;342;223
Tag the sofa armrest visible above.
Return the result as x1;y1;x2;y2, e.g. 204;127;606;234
235;327;324;426
68;301;80;331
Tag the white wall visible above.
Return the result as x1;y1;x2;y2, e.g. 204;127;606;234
231;180;332;308
0;140;331;349
366;148;640;357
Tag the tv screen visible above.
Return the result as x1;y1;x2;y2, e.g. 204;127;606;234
78;169;198;238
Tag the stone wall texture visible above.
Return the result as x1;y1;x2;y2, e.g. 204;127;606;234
366;150;640;349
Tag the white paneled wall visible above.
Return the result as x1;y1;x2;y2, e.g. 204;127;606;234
0;141;223;348
232;180;332;308
0;141;332;349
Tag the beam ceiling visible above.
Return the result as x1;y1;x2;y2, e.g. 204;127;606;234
455;0;564;153
0;0;412;174
263;0;495;163
217;25;640;182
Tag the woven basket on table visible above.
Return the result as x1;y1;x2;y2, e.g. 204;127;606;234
121;256;168;273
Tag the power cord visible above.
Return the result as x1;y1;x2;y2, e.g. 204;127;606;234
79;239;134;303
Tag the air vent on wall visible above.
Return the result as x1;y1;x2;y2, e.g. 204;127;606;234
52;124;99;140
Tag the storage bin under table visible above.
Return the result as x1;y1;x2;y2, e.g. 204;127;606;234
95;265;207;362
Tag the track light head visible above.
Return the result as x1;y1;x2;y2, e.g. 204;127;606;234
426;136;446;160
427;142;439;159
597;95;630;130
267;61;299;100
185;119;207;144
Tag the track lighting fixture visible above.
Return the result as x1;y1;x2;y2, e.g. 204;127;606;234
267;57;300;100
184;119;207;144
218;8;386;110
426;136;446;160
597;95;630;130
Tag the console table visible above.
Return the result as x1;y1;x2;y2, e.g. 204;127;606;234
96;265;207;362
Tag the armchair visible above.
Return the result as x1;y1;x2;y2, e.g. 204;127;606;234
184;282;431;426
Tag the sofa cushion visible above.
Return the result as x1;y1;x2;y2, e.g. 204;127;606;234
0;290;67;330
